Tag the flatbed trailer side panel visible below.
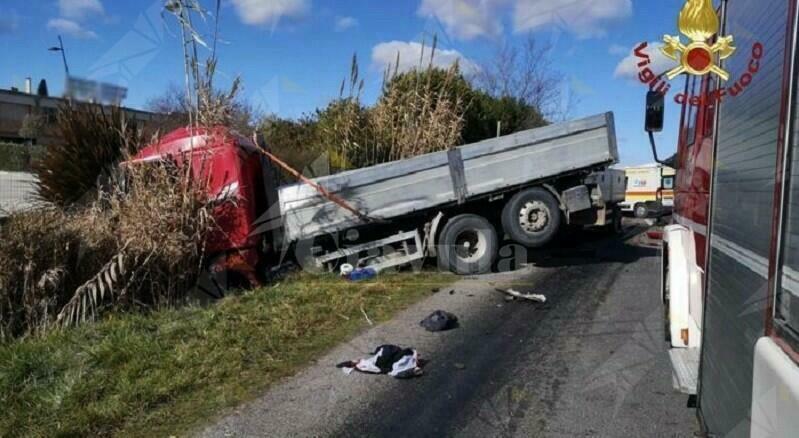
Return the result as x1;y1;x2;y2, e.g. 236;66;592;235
278;113;617;244
699;0;790;434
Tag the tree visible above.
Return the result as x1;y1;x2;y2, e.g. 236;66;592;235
472;36;567;120
462;92;547;143
37;79;49;97
260;114;330;182
146;83;260;134
33;103;142;206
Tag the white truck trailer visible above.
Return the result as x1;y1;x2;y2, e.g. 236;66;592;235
269;112;625;274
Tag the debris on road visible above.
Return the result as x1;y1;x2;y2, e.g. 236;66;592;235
420;310;459;332
347;267;378;281
453;362;466;370
360;305;374;326
336;345;422;379
495;288;547;303
340;263;354;277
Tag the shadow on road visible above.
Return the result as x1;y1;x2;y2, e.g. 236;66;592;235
493;223;658;272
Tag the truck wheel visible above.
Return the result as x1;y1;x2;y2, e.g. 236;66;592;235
634;203;648;219
613;208;624;234
438;214;497;275
502;187;562;248
608;208;624;234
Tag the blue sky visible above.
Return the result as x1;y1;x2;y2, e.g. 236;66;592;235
0;0;689;165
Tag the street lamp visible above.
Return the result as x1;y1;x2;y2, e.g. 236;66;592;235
48;35;70;76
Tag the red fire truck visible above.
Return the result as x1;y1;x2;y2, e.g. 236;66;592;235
649;0;799;435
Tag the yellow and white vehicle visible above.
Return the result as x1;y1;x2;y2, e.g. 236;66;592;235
619;164;675;218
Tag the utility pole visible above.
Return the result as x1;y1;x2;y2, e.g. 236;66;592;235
48;35;70;77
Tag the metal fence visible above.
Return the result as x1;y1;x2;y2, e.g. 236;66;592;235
0;171;38;217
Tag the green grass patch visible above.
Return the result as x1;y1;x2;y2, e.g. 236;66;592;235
0;142;45;172
0;272;452;437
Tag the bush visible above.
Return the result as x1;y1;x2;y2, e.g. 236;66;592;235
147;82;259;135
33;103;142;207
261;64;469;174
261;115;332;182
0;159;215;340
368;66;466;164
463;93;548;143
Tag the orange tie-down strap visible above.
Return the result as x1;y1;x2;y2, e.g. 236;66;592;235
251;135;376;224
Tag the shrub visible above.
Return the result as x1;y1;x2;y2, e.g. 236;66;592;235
0;159;215;340
261;115;332;182
33;103;142;207
369;65;466;163
463;93;548;143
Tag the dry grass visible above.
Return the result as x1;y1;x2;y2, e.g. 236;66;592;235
0;159;215;339
370;63;466;163
33;103;143;207
314;46;466;170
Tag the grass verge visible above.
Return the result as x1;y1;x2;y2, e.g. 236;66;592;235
0;272;452;437
0;142;44;172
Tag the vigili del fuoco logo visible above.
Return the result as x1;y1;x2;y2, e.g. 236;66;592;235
634;0;763;106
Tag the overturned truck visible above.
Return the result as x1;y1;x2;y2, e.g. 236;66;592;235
131;112;623;285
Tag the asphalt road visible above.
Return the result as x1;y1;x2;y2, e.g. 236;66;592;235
202;223;699;437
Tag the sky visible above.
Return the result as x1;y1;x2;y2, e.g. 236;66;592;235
0;0;689;166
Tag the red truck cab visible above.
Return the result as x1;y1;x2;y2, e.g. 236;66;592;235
130;126;274;287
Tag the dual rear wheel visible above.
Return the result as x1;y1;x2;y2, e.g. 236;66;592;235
437;188;561;274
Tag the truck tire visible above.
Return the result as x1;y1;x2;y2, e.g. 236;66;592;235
437;214;497;275
607;208;623;234
501;187;562;248
634;203;648;219
615;208;625;233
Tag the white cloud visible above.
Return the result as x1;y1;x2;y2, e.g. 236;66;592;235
418;0;506;40
47;18;98;39
514;0;632;38
372;41;478;74
613;41;676;80
58;0;104;21
335;16;358;32
230;0;309;27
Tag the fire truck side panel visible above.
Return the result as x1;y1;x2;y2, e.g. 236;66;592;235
753;0;799;433
699;0;790;435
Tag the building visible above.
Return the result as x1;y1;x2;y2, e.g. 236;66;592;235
0;81;160;147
